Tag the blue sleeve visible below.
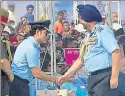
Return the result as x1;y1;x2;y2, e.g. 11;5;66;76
26;47;40;67
60;83;76;95
33;15;34;21
100;27;120;54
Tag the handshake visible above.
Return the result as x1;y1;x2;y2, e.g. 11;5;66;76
55;73;74;86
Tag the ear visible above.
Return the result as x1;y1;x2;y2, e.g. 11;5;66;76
36;29;40;35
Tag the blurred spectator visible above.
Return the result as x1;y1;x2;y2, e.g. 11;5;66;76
9;32;24;46
1;31;10;41
70;22;75;32
55;11;64;34
40;43;47;53
113;22;124;39
71;38;78;48
62;10;68;22
56;63;65;74
70;29;79;38
61;21;70;39
15;16;29;34
4;2;17;35
112;12;118;23
56;47;64;63
101;15;108;26
40;52;51;72
69;22;79;38
63;37;74;48
25;4;34;22
77;34;85;47
56;35;63;47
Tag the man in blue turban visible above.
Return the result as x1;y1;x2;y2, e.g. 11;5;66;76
24;4;34;22
58;4;121;96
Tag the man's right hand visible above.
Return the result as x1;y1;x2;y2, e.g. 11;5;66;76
57;73;74;86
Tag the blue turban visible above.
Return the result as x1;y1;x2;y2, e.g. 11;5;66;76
77;4;102;22
26;4;34;10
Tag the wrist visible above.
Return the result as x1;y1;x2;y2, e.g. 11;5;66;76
52;76;58;83
111;75;119;78
7;72;13;77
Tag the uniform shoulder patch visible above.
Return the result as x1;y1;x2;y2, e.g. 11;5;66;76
97;26;104;32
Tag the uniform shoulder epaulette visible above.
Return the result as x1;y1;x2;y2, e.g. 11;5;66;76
97;26;104;32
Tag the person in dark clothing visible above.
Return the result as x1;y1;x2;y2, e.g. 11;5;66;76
0;8;14;96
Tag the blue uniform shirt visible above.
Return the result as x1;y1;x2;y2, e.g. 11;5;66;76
11;36;40;81
80;23;120;73
25;13;34;22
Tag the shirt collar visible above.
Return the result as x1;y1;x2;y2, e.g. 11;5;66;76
28;36;40;49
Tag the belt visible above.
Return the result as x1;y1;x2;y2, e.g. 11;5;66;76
90;67;111;75
14;75;30;84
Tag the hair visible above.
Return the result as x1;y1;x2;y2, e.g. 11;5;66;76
30;27;46;36
21;16;27;21
112;12;118;15
62;21;69;25
62;37;74;48
62;10;66;13
55;34;62;41
56;47;63;53
57;11;64;15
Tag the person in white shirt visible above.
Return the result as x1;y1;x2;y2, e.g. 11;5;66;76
4;2;17;35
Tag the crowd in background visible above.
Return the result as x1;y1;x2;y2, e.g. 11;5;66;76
1;2;125;73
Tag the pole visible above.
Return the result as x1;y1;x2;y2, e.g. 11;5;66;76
107;1;112;29
51;1;56;75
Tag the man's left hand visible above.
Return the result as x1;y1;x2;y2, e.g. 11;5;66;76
110;76;118;89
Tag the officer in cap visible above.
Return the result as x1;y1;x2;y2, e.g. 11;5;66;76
9;20;58;96
0;8;14;96
58;4;121;96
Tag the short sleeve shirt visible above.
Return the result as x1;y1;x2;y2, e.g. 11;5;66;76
80;23;120;73
11;36;41;81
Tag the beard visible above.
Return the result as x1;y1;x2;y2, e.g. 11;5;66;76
83;23;87;29
82;23;90;31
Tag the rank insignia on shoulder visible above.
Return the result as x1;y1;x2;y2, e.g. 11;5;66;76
97;26;104;32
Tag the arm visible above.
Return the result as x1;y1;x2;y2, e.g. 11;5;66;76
26;48;57;83
0;59;14;82
100;27;120;89
64;56;83;76
111;49;121;78
31;67;57;82
64;41;85;76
